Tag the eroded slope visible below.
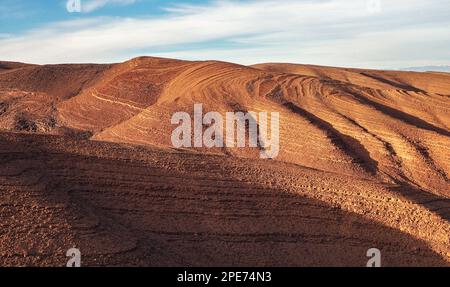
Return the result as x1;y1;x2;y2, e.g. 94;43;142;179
0;57;449;266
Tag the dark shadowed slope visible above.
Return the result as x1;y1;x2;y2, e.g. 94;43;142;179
0;133;448;266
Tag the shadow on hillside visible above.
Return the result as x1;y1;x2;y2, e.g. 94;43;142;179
0;132;447;266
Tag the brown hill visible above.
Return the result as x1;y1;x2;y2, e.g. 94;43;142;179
0;57;449;266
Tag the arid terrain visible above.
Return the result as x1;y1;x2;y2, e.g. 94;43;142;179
0;57;449;266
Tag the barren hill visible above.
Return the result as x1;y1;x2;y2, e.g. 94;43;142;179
0;57;449;266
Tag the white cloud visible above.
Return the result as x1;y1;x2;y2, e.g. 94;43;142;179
80;0;137;13
66;0;137;13
1;0;450;68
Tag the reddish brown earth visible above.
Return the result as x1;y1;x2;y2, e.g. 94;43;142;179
0;57;449;266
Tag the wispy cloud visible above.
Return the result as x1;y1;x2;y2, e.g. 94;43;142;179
1;0;450;68
67;0;138;13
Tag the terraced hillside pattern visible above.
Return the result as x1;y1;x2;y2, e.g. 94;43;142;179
0;57;449;266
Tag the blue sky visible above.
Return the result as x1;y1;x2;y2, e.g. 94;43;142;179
0;0;206;34
1;0;449;69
